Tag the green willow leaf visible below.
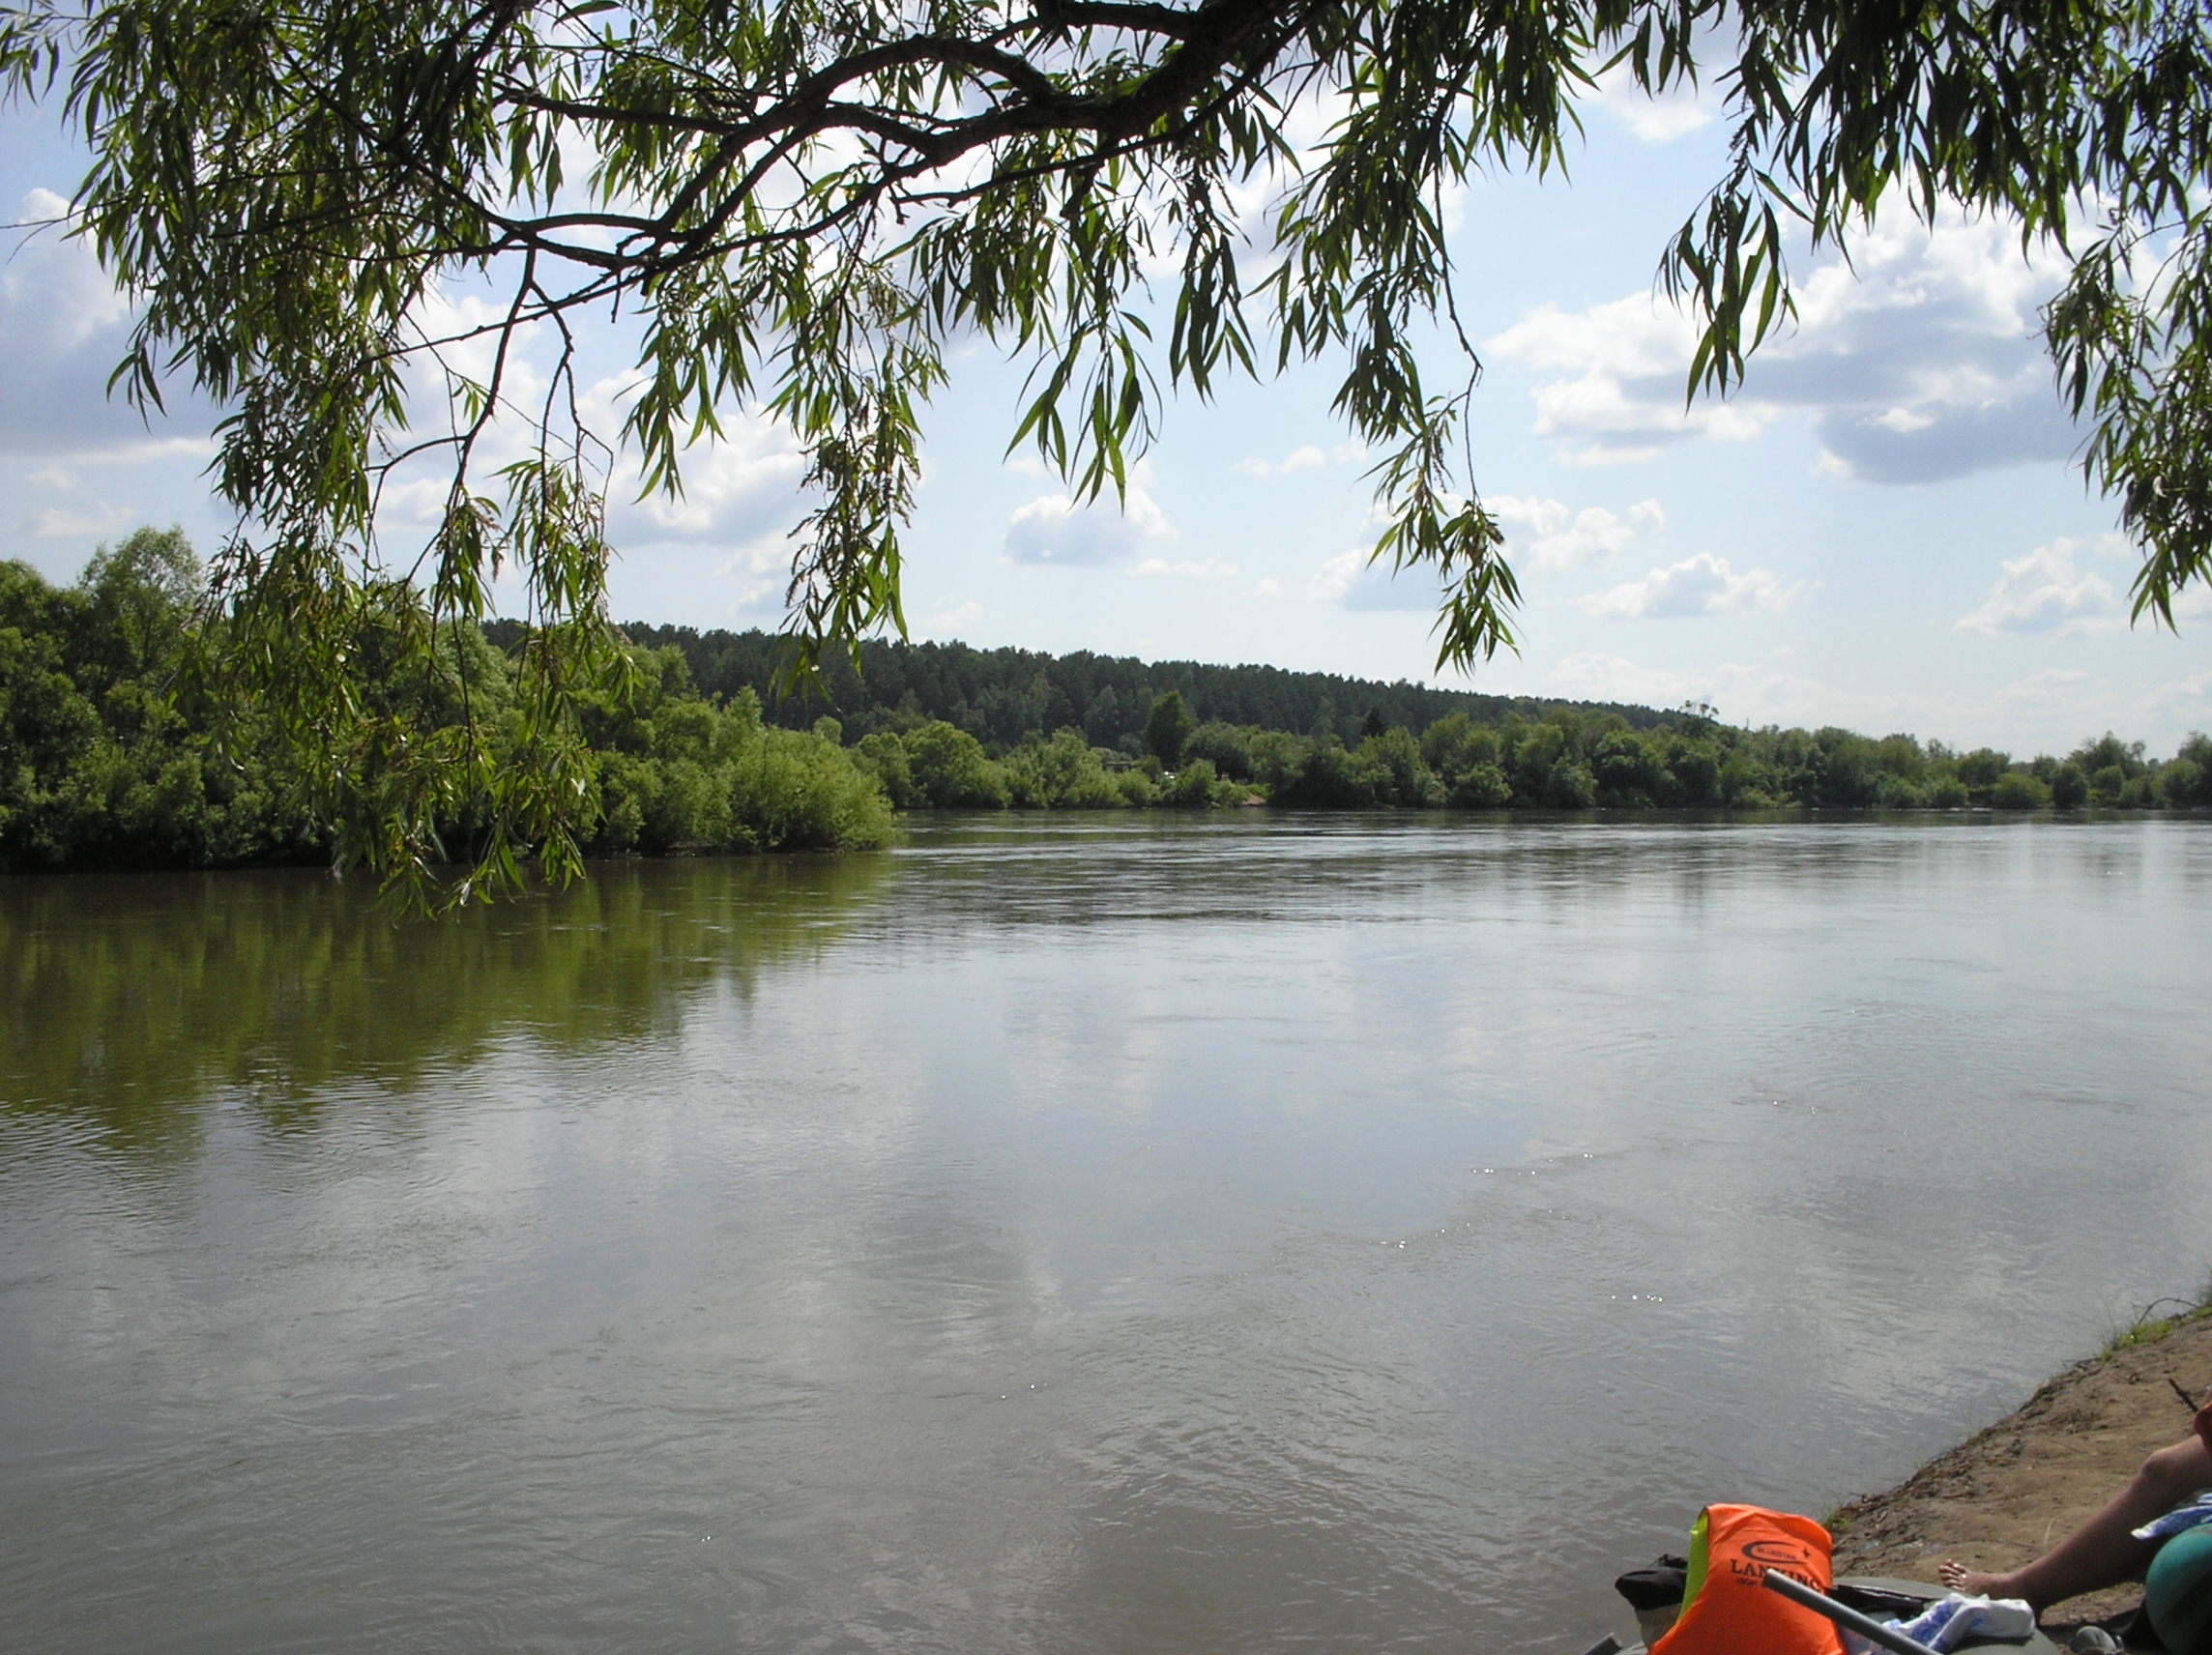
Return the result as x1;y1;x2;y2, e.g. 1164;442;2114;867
2;0;2203;896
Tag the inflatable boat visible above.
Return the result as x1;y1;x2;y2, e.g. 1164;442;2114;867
1581;1574;2070;1655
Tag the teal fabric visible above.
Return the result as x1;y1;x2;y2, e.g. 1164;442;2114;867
2146;1524;2212;1655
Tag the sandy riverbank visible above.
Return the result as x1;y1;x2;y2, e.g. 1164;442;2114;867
1828;1308;2212;1627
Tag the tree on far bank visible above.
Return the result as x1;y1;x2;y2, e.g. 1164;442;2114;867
1146;692;1196;771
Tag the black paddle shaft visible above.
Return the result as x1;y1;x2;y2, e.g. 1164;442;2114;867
1760;1568;1945;1655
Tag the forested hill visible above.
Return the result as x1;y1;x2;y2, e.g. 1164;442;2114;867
580;624;1672;751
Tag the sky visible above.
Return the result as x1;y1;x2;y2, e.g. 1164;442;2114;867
5;71;2209;759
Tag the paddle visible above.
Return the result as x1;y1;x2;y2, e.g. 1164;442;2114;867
1761;1568;1946;1655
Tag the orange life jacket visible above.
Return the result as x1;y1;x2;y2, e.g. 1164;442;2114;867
1647;1504;1846;1655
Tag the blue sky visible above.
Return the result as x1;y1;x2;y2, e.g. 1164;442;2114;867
4;73;2207;758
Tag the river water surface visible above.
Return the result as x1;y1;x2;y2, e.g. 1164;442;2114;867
5;816;2211;1654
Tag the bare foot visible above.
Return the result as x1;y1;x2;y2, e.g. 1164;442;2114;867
1938;1559;2013;1598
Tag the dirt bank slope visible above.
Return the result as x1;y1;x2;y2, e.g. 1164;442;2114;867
1829;1311;2212;1626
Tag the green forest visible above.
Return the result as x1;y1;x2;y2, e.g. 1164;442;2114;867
6;532;2210;874
1;532;894;874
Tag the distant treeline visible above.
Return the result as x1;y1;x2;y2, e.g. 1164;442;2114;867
553;622;1673;749
576;622;2212;814
830;690;2212;812
7;533;2210;876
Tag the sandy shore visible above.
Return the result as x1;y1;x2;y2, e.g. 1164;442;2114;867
1828;1309;2212;1627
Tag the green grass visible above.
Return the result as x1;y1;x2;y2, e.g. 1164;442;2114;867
2101;1289;2212;1358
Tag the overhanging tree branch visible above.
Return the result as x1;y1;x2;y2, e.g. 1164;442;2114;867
1;0;2204;900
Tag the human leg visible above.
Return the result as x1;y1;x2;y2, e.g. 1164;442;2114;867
1937;1436;2212;1612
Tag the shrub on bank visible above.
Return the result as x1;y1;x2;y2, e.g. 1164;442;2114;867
0;541;897;872
899;721;1012;808
1004;728;1130;809
579;678;892;854
730;725;896;851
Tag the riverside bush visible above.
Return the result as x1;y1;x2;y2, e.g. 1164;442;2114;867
1;539;895;873
1004;729;1131;809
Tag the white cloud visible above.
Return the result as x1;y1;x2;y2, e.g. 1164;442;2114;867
27;501;139;538
916;599;984;636
1986;668;2138;746
2144;672;2212;728
1544;653;1928;735
1309;547;1446;611
0;189;217;459
1486;294;1697;380
17;455;156;539
612;415;807;543
1135;557;1237;578
1002;480;1172;566
1235;445;1327;479
1577;553;1800;619
8;190;128;348
366;359;811;606
1991;668;2212;755
1955;537;2124;636
1536;653;2212;755
1545;652;1705;709
1310;548;1366;602
1584;61;1719;143
1491;494;1664;571
1233;441;1362;479
1309;497;1664;609
2000;666;2093;705
1486;296;1765;463
567;367;807;547
1487;213;2079;481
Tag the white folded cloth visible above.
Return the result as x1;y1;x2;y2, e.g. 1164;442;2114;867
1841;1592;2036;1655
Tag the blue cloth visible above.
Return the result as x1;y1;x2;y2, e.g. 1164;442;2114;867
1842;1594;2036;1655
2135;1493;2212;1544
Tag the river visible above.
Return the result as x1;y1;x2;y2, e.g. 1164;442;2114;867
4;816;2210;1653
